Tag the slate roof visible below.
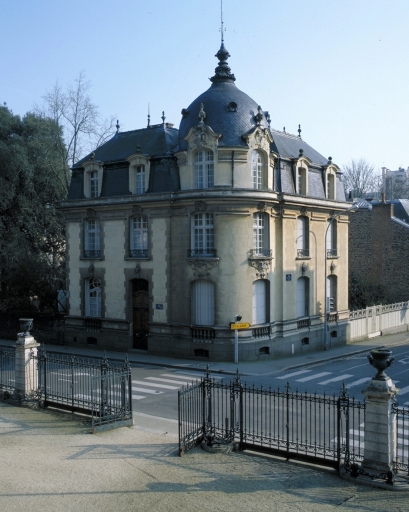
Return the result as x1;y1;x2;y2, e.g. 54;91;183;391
270;130;328;165
72;124;179;168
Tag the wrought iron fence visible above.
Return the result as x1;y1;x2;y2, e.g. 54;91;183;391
178;370;366;470
0;346;15;392
393;402;409;473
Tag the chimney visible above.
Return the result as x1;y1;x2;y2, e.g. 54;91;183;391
381;192;386;204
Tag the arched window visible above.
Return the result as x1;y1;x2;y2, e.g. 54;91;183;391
130;215;148;258
190;213;215;257
297;277;309;317
252;279;269;324
84;218;101;258
194;150;214;189
252;150;264;189
326;219;337;257
296;216;309;257
253;212;269;256
191;280;215;325
135;165;146;194
85;278;102;317
327;275;337;312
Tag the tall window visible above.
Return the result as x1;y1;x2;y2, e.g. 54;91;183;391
130;215;148;258
297;167;307;195
191;280;215;325
90;171;98;198
85;278;102;317
252;279;269;324
191;213;215;257
84;219;100;258
327;275;337;312
135;165;146;194
297;277;309;317
252;150;264;189
296;216;309;257
253;212;269;256
326;173;335;199
326;220;337;257
194;150;214;189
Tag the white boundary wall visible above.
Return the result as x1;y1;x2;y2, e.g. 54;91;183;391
348;301;409;342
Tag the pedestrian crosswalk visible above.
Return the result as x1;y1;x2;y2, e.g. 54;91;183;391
275;368;406;393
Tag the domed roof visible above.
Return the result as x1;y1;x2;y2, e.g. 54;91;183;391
178;43;269;151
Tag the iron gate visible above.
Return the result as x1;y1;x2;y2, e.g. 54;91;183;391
35;347;132;430
178;368;365;469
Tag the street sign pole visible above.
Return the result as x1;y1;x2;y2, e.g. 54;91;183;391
234;329;238;364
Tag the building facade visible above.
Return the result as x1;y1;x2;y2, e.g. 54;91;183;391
60;42;351;361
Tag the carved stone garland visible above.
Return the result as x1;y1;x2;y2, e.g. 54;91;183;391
187;259;219;278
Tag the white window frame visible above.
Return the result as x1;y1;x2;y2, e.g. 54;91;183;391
326;172;335;199
84;219;101;257
252;150;264;189
130;215;148;257
327;275;337;312
135;165;146;194
253;212;269;256
326;220;337;257
297;167;307;195
85;278;102;317
191;213;215;257
191;280;215;325
90;171;99;198
194;150;214;189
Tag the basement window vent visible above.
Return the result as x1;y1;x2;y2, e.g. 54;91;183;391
87;336;97;345
194;349;209;358
259;346;270;355
301;337;309;345
330;331;338;338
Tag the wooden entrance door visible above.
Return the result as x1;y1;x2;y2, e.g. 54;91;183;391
132;279;149;350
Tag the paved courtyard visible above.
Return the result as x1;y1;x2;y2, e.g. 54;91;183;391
0;402;408;511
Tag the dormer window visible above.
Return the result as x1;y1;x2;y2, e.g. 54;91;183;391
90;171;98;198
135;165;146;194
194;150;214;189
297;167;307;195
326;172;336;200
252;150;264;189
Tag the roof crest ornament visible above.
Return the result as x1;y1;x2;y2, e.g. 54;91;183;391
210;0;236;84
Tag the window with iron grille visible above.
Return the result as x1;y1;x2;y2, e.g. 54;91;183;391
85;278;102;317
253;212;269;256
191;213;215;257
296;216;309;257
84;219;101;258
130;215;148;258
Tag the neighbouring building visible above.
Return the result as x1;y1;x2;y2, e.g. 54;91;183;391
383;166;409;201
60;40;351;361
349;196;409;305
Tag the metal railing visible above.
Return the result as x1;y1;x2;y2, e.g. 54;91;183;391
393;402;409;473
248;249;273;258
297;249;309;258
129;249;149;258
187;249;217;258
0;347;15;392
83;249;101;258
178;370;365;470
327;249;338;257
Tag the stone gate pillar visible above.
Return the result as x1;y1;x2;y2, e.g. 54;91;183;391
362;349;398;474
15;318;40;398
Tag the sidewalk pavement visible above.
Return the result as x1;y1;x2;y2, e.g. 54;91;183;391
1;401;409;512
2;330;409;376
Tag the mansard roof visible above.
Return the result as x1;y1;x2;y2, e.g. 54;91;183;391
72;123;179;169
270;129;328;166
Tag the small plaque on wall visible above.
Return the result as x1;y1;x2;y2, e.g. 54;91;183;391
286;274;292;281
156;304;164;310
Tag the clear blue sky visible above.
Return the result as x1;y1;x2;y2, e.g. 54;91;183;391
1;0;408;172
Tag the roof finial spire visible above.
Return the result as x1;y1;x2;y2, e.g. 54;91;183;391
211;2;235;84
161;111;166;124
298;124;302;138
147;103;150;127
116;119;120;133
220;0;225;44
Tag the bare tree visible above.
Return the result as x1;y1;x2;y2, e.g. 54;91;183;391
342;158;381;199
38;71;116;169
